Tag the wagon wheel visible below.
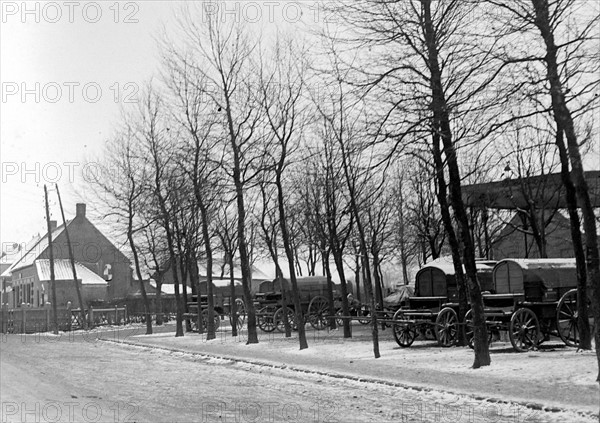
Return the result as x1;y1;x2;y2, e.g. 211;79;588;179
509;307;540;352
464;309;493;349
392;309;417;348
257;305;277;332
274;307;297;332
435;307;459;347
229;298;246;331
201;309;221;331
357;306;372;325
308;296;329;330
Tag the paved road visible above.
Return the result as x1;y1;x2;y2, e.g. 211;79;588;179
0;331;592;422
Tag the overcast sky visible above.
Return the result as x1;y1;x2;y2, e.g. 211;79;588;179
1;1;598;254
1;1;178;246
0;1;320;250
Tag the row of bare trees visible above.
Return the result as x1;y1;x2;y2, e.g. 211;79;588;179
86;1;598;372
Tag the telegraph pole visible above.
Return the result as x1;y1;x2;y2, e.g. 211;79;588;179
44;185;59;335
56;184;87;329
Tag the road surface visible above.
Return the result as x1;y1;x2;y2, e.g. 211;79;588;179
0;331;592;422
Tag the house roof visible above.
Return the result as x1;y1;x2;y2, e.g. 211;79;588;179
35;259;108;285
462;170;600;209
1;223;69;277
1;244;25;265
198;259;270;280
149;278;242;295
150;281;184;295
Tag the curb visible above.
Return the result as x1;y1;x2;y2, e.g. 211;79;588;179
100;337;598;420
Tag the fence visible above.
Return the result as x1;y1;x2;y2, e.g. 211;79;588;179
0;306;128;334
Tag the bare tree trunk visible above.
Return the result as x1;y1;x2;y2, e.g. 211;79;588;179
555;128;591;349
227;251;238;337
531;0;597;364
199;202;216;340
276;170;309;350
323;249;337;330
330;242;351;338
422;0;489;365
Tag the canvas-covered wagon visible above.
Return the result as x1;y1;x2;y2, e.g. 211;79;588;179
254;276;346;332
469;258;591;351
392;259;496;347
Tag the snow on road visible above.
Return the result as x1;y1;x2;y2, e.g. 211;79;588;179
1;329;596;423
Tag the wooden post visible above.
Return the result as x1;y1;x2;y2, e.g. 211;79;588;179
56;184;88;329
21;307;26;333
46;307;50;332
44;185;59;335
68;304;72;332
115;305;119;325
88;306;94;329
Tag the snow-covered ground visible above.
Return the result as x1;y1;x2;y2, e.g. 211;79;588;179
3;323;597;422
106;321;598;419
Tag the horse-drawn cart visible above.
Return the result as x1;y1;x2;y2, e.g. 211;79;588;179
392;259;496;347
466;258;593;352
254;277;346;332
186;279;246;332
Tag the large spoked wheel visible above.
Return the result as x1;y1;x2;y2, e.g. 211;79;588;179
555;288;593;348
274;307;297;332
229;299;246;331
509;307;540;352
308;296;329;330
392;309;417;348
201;309;221;331
435;307;459;347
464;309;492;349
257;305;278;332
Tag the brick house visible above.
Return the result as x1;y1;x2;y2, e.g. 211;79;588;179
1;203;132;308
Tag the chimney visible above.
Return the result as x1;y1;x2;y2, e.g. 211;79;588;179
49;220;57;231
76;203;86;218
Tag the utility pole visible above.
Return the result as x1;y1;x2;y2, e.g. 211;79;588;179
56;184;87;329
44;185;59;335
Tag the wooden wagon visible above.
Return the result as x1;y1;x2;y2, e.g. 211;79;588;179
254;276;345;332
392;259;496;347
186;279;246;332
466;258;592;352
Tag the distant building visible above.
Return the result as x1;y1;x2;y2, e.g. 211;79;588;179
1;203;132;308
491;212;579;259
155;257;271;295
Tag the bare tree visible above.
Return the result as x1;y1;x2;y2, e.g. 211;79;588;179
487;0;599;360
256;34;311;349
88;127;153;335
162;5;269;343
135;87;185;337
